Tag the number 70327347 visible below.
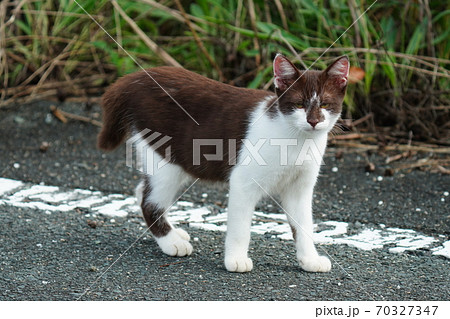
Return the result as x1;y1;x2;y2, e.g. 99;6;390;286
376;305;438;316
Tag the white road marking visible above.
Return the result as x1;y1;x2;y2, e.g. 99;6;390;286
433;241;450;259
0;178;448;258
0;178;23;195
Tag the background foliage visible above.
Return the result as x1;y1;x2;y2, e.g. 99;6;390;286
1;0;449;142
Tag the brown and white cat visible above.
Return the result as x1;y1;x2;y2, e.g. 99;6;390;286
98;54;349;272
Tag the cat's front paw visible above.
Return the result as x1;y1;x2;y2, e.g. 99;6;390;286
155;229;193;257
175;228;190;241
224;255;253;273
298;255;332;272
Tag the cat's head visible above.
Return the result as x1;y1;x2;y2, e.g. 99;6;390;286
272;54;349;133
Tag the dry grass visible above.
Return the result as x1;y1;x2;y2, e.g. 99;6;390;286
0;0;449;143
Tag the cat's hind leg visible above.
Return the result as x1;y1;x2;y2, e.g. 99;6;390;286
137;163;193;257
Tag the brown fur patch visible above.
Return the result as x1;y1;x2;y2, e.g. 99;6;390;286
98;67;273;182
141;176;172;237
275;69;346;120
289;223;297;242
98;57;348;180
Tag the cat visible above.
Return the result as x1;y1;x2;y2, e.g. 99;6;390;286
98;54;349;273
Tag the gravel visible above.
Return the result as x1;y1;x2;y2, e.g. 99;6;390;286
0;100;448;300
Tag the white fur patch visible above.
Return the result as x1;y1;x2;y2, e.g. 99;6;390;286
131;133;192;210
225;255;253;272
310;91;319;106
298;255;332;272
155;229;193;257
135;181;144;207
147;156;191;209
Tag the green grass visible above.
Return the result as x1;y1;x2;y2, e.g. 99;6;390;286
1;0;449;142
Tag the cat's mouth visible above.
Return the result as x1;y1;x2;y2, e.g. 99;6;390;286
305;124;326;132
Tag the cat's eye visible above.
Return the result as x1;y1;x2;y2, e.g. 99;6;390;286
297;104;304;109
321;104;329;108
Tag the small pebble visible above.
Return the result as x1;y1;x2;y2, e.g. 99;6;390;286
377;176;383;182
331;167;338;172
39;141;50;153
13;163;20;169
444;191;449;197
36;243;43;248
45;114;53;124
365;162;375;172
378;200;383;206
87;220;97;229
14;116;25;124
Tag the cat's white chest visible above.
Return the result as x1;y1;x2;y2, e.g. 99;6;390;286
234;100;329;194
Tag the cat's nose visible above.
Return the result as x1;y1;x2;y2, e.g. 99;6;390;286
307;119;319;128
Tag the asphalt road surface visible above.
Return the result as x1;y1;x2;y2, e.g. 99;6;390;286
0;100;448;300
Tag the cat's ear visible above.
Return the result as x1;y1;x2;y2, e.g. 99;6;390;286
324;56;350;89
273;54;300;92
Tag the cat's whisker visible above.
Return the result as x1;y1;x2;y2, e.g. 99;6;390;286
329;123;346;137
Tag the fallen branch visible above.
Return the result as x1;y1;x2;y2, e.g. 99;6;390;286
332;133;365;140
436;165;450;174
331;141;450;154
50;106;68;123
159;261;185;268
0;90;57;108
0;74;113;107
50;105;102;127
385;151;411;164
388;144;450;154
394;158;450;172
351;113;373;127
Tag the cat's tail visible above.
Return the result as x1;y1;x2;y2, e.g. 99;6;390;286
97;82;130;151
